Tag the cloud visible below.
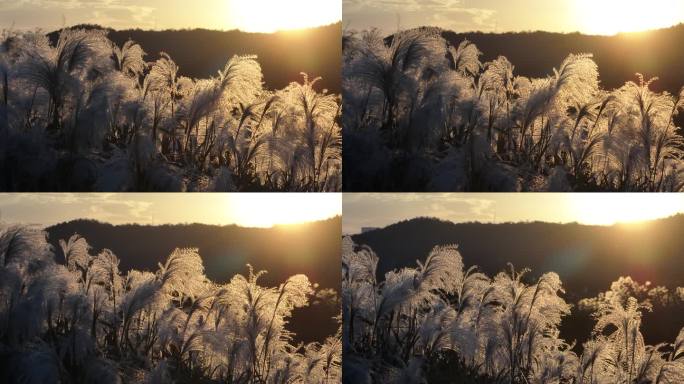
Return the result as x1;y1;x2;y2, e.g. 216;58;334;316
0;194;155;226
343;0;497;32
0;194;338;228
0;0;156;30
342;194;496;234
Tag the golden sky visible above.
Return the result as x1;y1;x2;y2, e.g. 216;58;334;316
4;193;680;233
343;193;684;234
0;193;342;228
1;0;341;32
344;0;684;35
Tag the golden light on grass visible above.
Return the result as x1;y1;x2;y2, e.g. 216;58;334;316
567;194;684;226
226;193;341;228
575;0;684;35
225;0;340;33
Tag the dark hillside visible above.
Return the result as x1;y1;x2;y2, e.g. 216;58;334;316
50;22;342;93
351;216;684;295
440;24;684;94
351;215;684;345
46;217;342;343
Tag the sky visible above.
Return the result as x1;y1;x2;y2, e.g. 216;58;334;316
2;192;681;233
343;0;684;35
0;0;341;32
0;193;342;228
343;193;684;234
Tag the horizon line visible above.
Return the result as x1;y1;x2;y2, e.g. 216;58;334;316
346;21;684;38
2;215;342;231
7;20;342;35
348;213;683;235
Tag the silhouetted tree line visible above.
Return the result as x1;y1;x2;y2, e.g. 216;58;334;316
351;216;684;348
46;23;342;94
46;218;343;344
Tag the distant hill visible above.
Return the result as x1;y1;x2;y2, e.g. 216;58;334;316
45;217;341;343
50;23;342;94
351;216;684;345
351;215;684;295
438;24;684;94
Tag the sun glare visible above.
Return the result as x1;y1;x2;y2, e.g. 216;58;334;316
568;194;684;226
226;193;341;228
575;0;684;35
226;0;341;33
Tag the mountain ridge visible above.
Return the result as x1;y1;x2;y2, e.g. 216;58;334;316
379;23;684;94
350;215;684;345
351;215;684;295
45;217;341;288
48;22;342;93
44;216;342;343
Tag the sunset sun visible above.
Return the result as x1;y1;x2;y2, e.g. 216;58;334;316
227;193;341;228
575;0;684;35
568;194;684;225
226;0;341;33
